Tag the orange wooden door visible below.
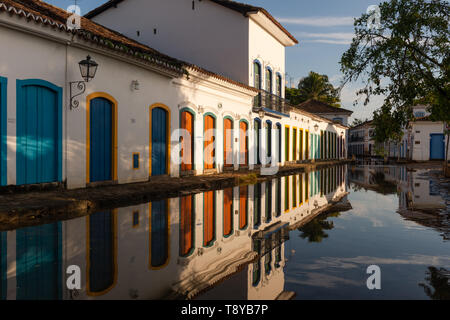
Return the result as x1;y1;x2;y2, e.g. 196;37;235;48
204;115;215;170
239;121;248;166
239;186;248;229
180;195;193;256
203;191;215;246
181;111;194;172
223;188;233;236
224;118;233;167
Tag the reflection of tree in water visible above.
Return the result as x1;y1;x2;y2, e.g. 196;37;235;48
419;267;450;300
298;212;341;243
369;172;397;195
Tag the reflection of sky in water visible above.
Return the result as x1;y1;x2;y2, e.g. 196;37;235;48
285;188;450;300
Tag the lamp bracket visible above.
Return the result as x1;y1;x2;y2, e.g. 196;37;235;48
70;81;86;110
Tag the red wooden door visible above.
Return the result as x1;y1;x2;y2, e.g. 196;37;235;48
224;118;233;167
204;115;215;170
239;121;248;166
181;111;194;172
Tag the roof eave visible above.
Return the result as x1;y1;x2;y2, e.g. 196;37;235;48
247;11;298;46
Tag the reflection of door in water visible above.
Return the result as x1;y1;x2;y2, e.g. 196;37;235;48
152;107;168;176
90;97;113;182
204;191;215;246
16;223;61;300
181;111;194;172
180;196;194;257
239;186;248;229
150;201;169;268
204;115;215;170
224;118;233;167
223;188;233;237
0;232;5;300
88;211;116;294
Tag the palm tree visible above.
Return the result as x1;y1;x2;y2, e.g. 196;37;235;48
297;71;341;107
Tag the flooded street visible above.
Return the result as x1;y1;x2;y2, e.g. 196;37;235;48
0;165;449;300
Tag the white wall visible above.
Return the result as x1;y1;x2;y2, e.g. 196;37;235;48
91;0;250;84
0;23;67;186
411;122;449;161
248;19;286;97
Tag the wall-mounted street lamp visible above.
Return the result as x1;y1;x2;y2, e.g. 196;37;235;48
70;55;99;110
258;109;265;119
131;80;140;91
314;124;319;132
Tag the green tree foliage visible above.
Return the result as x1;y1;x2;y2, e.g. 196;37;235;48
286;71;341;107
372;106;406;158
419;267;450;300
298;212;340;243
340;0;449;162
351;118;370;127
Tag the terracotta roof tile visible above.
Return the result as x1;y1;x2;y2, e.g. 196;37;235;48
0;0;258;92
295;99;353;115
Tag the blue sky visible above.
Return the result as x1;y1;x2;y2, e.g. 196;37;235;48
47;0;386;122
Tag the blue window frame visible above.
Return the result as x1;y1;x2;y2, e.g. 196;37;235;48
276;73;282;97
253;61;262;90
0;77;6;186
265;67;273;93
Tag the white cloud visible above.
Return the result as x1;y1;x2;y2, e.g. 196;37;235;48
306;39;352;45
294;32;354;45
277;16;355;27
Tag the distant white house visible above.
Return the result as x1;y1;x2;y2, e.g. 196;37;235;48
407;105;449;161
348;104;448;161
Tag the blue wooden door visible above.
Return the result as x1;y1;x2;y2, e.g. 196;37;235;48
90;98;113;182
88;211;115;294
150;200;168;268
430;134;445;160
16;223;61;300
17;82;61;185
151;108;168;176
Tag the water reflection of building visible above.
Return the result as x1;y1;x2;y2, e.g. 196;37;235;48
348;165;408;194
0;166;348;300
349;165;449;241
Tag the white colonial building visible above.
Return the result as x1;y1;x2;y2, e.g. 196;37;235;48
0;0;348;190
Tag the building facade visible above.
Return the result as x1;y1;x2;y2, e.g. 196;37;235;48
0;0;348;190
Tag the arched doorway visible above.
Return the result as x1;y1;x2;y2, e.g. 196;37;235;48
204;114;216;170
150;105;170;176
239;121;249;167
87;94;117;183
223;117;234;168
16;80;62;185
180;109;194;172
